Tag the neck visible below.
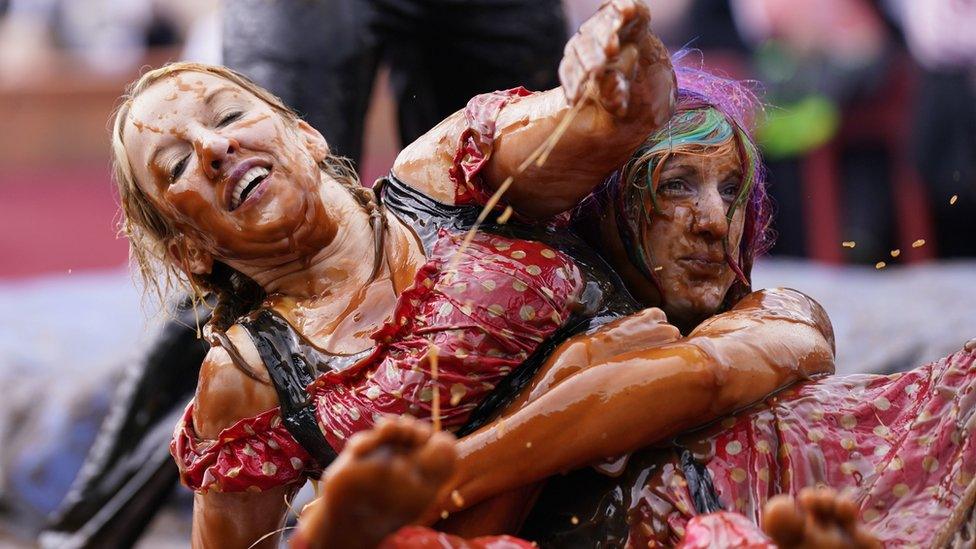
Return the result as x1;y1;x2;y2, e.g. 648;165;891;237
227;185;421;301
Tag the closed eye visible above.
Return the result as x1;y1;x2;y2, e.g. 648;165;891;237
216;111;243;128
170;154;190;183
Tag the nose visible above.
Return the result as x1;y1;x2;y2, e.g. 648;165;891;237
194;129;239;180
690;189;729;239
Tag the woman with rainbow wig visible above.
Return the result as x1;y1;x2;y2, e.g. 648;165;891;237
580;55;774;329
292;54;976;547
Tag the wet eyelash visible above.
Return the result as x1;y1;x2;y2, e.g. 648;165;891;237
659;179;687;192
216;111;243;127
722;183;742;196
170;155;189;182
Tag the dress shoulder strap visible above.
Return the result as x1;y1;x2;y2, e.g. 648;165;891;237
238;309;339;470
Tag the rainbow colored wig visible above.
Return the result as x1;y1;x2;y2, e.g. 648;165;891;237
593;52;773;307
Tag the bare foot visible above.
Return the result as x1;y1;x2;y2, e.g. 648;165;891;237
293;417;457;549
762;488;881;549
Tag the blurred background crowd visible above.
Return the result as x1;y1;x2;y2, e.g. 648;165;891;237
0;0;973;546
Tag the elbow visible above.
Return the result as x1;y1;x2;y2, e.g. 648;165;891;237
797;340;836;379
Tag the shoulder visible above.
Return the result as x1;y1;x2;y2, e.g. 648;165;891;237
738;287;827;316
393;111;466;204
755;287;830;322
735;287;835;350
193;324;280;440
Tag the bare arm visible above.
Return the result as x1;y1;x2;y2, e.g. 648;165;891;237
193;485;299;549
393;0;675;218
190;328;294;549
440;288;835;513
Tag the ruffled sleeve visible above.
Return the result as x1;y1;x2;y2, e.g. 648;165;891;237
675;512;776;548
170;402;313;493
449;87;533;206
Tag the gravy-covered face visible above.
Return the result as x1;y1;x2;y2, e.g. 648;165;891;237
123;71;335;272
644;148;745;326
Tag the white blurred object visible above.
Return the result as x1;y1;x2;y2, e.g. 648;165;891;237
753;259;976;375
886;0;976;70
563;0;693;38
0;0;58;83
1;0;152;77
56;0;152;74
179;3;220;64
730;0;886;64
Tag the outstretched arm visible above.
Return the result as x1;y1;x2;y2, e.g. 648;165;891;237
188;330;295;548
393;0;675;218
439;288;835;514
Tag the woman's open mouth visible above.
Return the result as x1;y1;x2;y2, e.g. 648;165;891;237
229;166;271;211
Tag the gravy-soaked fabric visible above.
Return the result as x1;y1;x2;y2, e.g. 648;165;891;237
313;230;585;450
172;230;584;493
675;512;775;548
636;349;976;547
381;526;535;549
449;87;533;206
172;405;313;493
524;349;976;547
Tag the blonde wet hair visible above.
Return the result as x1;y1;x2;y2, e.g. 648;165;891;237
111;61;380;332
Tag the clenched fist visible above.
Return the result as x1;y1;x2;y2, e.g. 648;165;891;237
559;0;671;119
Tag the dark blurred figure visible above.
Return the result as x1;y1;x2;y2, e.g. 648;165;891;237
730;0;908;262
40;301;209;548
911;71;976;257
889;0;976;257
223;0;567;166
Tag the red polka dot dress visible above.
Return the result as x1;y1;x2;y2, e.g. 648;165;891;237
171;88;629;494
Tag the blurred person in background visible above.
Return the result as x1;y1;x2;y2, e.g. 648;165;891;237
0;0;183;83
730;0;896;260
222;0;567;167
886;0;976;257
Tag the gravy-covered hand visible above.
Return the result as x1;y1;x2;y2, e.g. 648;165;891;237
516;307;681;408
394;0;674;218
560;0;667;119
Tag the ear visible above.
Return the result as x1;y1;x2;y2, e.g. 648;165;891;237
296;120;331;163
166;237;214;276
